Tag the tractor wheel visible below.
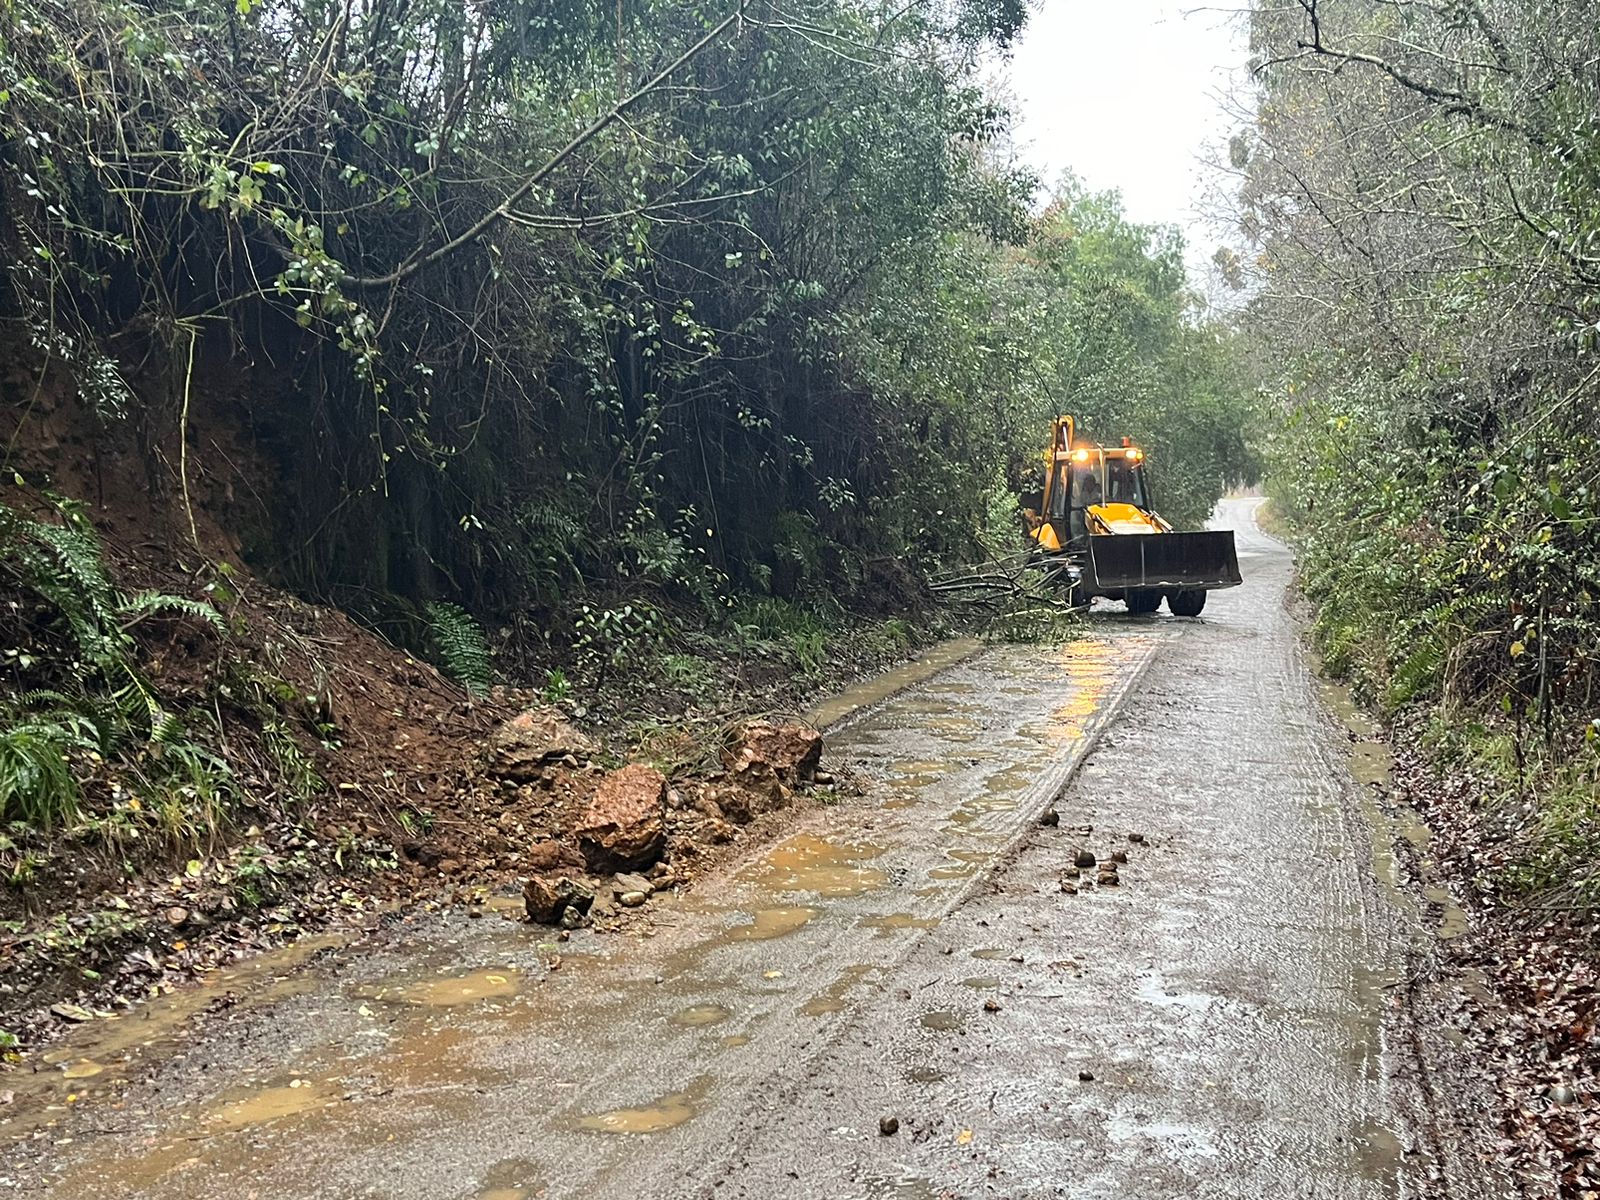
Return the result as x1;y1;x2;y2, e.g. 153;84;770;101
1125;589;1162;615
1167;589;1207;617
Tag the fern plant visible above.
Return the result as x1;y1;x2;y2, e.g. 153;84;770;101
0;712;100;827
0;495;227;833
425;600;493;696
1;497;224;731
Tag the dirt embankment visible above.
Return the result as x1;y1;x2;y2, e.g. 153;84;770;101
0;360;937;1059
0;499;908;1055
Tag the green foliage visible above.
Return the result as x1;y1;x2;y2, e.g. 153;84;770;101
0;494;241;841
425;601;493;696
0;714;97;828
0;495;223;732
657;653;718;696
149;737;236;843
1241;0;1600;902
263;720;323;803
541;669;572;705
573;602;669;686
729;596;835;676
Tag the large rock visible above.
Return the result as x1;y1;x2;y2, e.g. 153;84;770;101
576;764;667;872
722;721;822;783
487;709;595;781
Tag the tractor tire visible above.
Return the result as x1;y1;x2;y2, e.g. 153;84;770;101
1167;589;1207;617
1125;589;1162;615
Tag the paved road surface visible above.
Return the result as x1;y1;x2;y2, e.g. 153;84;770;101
3;500;1508;1199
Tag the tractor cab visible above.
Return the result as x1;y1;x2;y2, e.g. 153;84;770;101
1029;419;1165;552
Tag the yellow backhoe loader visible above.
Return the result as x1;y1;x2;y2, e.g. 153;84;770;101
1022;416;1241;616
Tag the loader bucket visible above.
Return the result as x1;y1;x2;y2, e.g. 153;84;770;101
1086;531;1243;593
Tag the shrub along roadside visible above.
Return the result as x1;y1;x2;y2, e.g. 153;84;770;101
1264;398;1600;910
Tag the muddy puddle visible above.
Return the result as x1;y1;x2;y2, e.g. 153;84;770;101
1321;681;1470;945
741;833;888;898
572;1077;712;1135
670;1004;732;1028
210;1077;343;1130
6;931;352;1138
476;1157;542;1200
805;638;982;728
800;964;875;1016
362;966;521;1007
862;913;941;932
714;905;818;943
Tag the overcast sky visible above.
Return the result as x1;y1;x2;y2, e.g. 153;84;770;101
992;2;1251;279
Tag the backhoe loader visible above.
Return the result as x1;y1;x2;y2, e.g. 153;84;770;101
1022;416;1241;616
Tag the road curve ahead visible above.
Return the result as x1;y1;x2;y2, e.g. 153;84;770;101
7;500;1504;1200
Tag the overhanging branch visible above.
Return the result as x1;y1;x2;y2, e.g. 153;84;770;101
340;2;750;291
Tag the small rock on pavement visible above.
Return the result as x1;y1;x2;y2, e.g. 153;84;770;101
1074;848;1097;869
1550;1084;1577;1104
1059;880;1078;895
983;998;1001;1013
1111;849;1129;864
1078;1069;1095;1082
617;890;649;908
1097;870;1120;887
523;875;596;925
1039;809;1060;827
879;1116;900;1137
613;871;654;897
1128;832;1146;844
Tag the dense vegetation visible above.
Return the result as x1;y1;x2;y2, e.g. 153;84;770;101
1238;0;1600;901
0;0;1253;859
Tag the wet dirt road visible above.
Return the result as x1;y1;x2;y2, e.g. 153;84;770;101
3;500;1507;1199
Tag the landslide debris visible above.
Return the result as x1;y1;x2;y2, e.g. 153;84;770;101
517;720;834;927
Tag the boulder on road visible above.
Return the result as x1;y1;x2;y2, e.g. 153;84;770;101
487;708;595;781
722;721;823;783
576;764;667;872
